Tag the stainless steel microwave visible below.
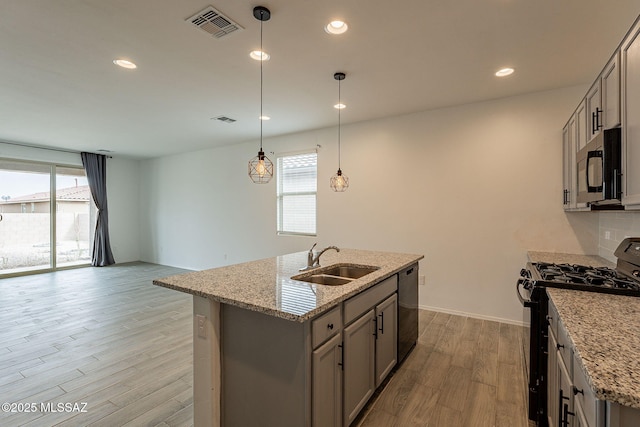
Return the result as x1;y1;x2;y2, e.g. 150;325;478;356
576;128;622;205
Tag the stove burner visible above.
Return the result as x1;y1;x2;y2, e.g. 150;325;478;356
531;262;640;294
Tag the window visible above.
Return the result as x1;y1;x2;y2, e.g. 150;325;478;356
277;152;317;236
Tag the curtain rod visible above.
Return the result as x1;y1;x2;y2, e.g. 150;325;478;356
0;140;113;158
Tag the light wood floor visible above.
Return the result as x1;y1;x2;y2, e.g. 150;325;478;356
0;262;530;426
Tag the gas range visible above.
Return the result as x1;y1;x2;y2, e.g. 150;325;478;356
525;261;640;296
517;237;640;426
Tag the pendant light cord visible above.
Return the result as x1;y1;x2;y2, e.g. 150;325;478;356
260;16;264;152
338;78;341;170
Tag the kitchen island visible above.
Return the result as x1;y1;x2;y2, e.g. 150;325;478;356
154;248;423;427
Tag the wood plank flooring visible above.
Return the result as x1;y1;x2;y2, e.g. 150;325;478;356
355;310;532;427
0;262;531;426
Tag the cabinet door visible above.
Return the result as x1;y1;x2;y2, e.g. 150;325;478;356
586;80;602;140
602;52;621;129
574;400;589;427
558;354;574;427
343;309;375;426
563;124;574;209
375;293;397;387
312;333;343;427
622;19;640;206
576;100;588;152
548;332;559;427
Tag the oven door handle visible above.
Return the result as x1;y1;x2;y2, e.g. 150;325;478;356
516;279;535;307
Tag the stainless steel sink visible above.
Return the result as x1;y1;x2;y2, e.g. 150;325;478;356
297;274;352;286
291;264;380;286
320;265;379;279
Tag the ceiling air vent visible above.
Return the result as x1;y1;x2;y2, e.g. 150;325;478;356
212;116;237;123
187;6;243;39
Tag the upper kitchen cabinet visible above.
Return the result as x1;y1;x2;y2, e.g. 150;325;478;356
575;100;588;152
622;18;640;207
563;121;577;210
586;53;621;141
586;79;602;140
602;53;621;130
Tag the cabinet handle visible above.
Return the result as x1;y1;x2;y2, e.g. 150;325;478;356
378;312;384;334
406;268;414;275
596;107;603;131
546;315;553;323
613;168;620;199
573;386;584;396
327;323;334;330
557;343;564;350
373;317;378;338
563;403;575;427
338;343;343;370
592;111;597;134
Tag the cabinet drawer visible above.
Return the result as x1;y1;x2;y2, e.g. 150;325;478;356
312;306;342;349
547;298;559;339
573;355;602;427
557;318;572;370
344;275;398;325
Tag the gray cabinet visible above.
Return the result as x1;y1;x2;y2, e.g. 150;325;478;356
622;18;640;207
343;309;376;426
586;80;602;140
548;330;559;427
312;333;343;427
602;53;621;130
375;293;397;387
563;121;577;209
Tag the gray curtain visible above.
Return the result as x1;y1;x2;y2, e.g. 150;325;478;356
81;152;115;266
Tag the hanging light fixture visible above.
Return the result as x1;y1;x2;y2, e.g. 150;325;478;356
330;72;349;192
248;6;273;184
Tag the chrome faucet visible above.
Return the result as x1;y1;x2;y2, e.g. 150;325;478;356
300;243;340;270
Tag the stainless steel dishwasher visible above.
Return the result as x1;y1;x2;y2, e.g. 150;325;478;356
397;263;418;362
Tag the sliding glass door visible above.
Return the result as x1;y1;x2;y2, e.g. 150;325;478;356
0;159;94;275
56;167;92;267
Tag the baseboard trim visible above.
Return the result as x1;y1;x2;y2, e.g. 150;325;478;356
419;304;529;327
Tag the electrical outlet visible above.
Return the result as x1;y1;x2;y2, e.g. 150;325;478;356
196;314;207;338
605;231;611;240
419;275;425;286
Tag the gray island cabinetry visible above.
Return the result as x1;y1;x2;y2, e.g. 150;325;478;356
154;249;423;427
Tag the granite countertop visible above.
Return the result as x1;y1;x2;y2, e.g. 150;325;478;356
547;288;640;409
527;251;615;268
153;248;423;322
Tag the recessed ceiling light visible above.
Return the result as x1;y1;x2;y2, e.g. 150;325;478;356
334;103;346;110
250;50;270;61
113;59;137;69
495;67;514;77
259;115;270;120
325;20;348;35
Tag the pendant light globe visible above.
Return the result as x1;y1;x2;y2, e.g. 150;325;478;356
330;72;349;192
248;6;273;184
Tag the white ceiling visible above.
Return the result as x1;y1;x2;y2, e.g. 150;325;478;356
1;0;639;159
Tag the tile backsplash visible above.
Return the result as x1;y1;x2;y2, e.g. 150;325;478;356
599;211;640;262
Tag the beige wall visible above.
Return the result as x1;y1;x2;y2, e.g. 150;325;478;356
139;84;597;324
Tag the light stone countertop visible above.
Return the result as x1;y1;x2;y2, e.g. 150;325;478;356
547;288;640;408
527;251;615;268
153;248;423;322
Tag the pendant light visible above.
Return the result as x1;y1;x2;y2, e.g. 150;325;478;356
248;6;273;184
330;72;349;192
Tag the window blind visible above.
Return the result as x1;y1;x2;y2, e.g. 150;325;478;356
277;152;317;236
